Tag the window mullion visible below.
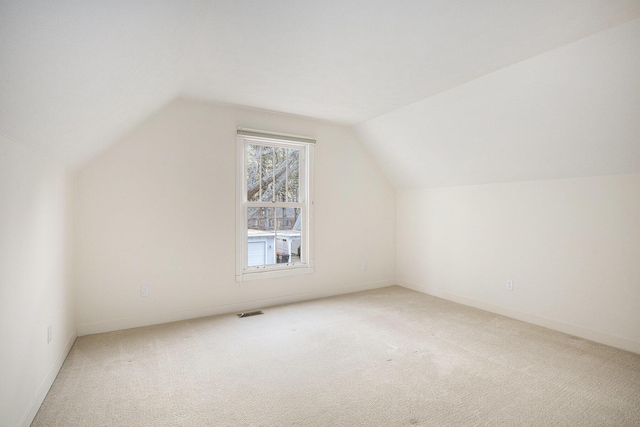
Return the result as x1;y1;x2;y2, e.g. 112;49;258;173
272;149;278;264
258;145;262;200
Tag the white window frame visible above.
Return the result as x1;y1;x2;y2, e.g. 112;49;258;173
236;128;315;282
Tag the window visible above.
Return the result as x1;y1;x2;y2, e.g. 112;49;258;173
236;129;314;281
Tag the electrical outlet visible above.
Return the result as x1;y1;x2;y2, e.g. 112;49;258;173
361;262;368;271
141;285;149;297
47;325;52;344
506;280;514;291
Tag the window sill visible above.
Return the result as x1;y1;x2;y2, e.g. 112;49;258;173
236;265;314;282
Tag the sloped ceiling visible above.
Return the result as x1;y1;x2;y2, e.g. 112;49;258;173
1;1;639;184
355;18;640;188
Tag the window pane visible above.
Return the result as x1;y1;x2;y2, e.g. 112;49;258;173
275;207;301;264
259;146;274;202
247;207;276;266
246;145;260;202
274;147;287;202
286;148;299;202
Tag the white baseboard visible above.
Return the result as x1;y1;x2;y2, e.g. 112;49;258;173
20;330;77;427
77;279;395;336
398;280;640;355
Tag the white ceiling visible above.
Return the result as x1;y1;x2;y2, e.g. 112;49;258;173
1;0;639;182
355;18;640;188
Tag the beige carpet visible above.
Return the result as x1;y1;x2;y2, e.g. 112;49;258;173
33;286;640;426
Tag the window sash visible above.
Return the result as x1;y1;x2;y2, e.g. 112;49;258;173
243;205;305;271
246;144;302;203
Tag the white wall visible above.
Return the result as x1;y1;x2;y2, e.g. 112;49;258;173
74;98;396;335
0;134;75;427
397;174;640;353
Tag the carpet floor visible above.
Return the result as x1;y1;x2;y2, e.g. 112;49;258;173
32;286;640;426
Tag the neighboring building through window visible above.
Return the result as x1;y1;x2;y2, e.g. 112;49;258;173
236;129;314;281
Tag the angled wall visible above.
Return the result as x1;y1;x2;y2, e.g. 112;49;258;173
0;134;75;427
74;98;395;335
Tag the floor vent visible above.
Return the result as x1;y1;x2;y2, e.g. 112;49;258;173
237;310;264;318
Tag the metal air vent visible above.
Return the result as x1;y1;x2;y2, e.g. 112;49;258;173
237;310;264;318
